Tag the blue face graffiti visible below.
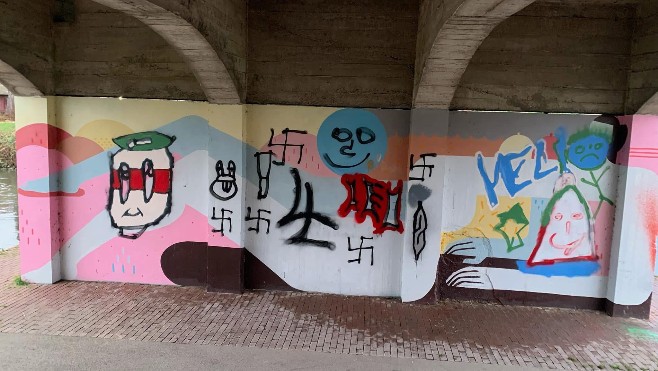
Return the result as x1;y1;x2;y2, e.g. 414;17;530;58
566;132;610;171
317;109;387;175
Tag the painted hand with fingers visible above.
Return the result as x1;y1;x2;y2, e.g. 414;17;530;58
444;237;491;265
446;267;493;289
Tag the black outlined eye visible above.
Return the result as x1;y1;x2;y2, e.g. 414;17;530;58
332;128;352;142
356;127;376;144
142;159;154;202
118;162;130;204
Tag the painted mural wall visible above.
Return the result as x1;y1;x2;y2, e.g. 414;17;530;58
14;97;657;314
410;111;624;305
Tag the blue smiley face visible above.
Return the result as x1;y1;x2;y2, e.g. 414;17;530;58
567;134;610;170
317;109;387;175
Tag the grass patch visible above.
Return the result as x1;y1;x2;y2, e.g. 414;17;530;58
0;130;15;169
609;364;638;371
0;121;14;133
13;275;28;287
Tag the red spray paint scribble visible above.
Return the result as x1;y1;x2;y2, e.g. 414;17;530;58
638;190;658;270
338;173;404;235
18;189;85;197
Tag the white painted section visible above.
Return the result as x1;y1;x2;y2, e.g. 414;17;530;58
607;166;655;306
400;157;446;302
446;266;608;298
23;251;61;284
244;179;403;297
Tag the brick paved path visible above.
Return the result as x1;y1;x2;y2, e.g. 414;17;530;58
0;248;656;370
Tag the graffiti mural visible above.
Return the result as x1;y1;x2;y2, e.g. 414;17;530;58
435;113;630;306
477;137;557;208
565;128;614;218
210;160;238;201
211;207;232;236
277;168;339;249
338;174;403;235
15;97;655;315
254;151;273;199
347;236;375;265
493;203;529;253
412;201;428;261
109;131;175;239
317;109;388;174
528;174;596;266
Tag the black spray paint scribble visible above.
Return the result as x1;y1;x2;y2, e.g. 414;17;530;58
277;168;339;249
210;160;238;201
245;207;271;234
347;236;374;266
268;128;308;166
211;207;233;236
409;153;437;181
412;201;427;261
254;151;273;199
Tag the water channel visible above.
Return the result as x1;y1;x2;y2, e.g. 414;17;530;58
0;169;18;250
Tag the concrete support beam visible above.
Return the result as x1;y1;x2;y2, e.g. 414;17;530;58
0;0;54;95
627;0;658;115
149;0;247;102
15;97;61;284
637;94;658;115
0;60;43;97
90;0;240;104
606;115;657;318
414;0;535;108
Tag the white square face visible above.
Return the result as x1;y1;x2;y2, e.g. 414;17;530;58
109;148;173;237
110;190;169;229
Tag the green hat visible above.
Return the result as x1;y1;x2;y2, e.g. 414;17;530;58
113;131;175;151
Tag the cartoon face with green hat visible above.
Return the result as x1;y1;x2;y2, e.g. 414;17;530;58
109;131;175;239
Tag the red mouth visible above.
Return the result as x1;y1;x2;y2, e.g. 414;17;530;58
549;233;585;255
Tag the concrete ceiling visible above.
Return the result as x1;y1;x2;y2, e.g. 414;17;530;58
0;0;655;114
89;0;241;104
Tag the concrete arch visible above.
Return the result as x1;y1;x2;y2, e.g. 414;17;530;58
90;0;240;104
414;0;536;108
637;93;658;115
0;59;43;97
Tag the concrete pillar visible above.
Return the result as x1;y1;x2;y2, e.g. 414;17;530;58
15;96;61;284
606;115;658;318
206;105;247;293
400;109;448;303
